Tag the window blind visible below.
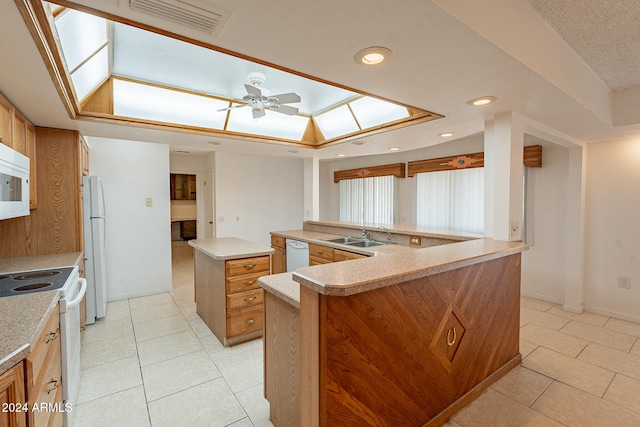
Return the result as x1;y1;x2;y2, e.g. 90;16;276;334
339;175;397;224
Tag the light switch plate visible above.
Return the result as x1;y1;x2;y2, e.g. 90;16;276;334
145;197;152;207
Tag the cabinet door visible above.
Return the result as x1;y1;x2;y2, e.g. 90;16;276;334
0;95;13;148
271;247;286;274
0;363;27;427
80;136;89;176
12;112;27;155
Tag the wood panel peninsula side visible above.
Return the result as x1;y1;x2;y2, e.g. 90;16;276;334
261;237;527;427
188;238;274;346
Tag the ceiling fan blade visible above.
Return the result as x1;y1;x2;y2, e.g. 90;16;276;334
252;108;266;119
270;104;299;116
244;83;262;98
269;92;301;104
216;104;248;112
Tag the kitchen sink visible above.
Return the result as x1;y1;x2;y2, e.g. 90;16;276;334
323;236;364;244
345;240;387;247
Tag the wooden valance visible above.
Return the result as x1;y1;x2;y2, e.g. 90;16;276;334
407;145;542;177
334;163;405;183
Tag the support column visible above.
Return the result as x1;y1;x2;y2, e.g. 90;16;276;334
304;157;320;221
484;112;524;241
563;146;587;312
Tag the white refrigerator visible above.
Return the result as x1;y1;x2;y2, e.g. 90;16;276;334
83;175;108;324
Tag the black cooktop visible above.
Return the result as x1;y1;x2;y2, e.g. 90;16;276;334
0;267;75;298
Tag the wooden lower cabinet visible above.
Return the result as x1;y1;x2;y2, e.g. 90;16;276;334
195;251;270;346
333;249;367;262
24;307;63;427
0;363;26;427
309;243;333;266
270;235;286;274
264;291;300;427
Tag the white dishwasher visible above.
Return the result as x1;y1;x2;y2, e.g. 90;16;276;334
286;239;309;272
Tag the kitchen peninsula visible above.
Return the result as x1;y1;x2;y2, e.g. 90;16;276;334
188;237;273;346
260;233;527;427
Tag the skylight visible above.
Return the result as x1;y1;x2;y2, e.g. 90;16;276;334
37;1;442;147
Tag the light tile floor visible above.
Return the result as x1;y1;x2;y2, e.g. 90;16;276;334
73;241;640;426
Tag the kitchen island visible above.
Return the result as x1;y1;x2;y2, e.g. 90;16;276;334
188;237;274;346
260;238;527;427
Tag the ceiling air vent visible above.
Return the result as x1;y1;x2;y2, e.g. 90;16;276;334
129;0;228;35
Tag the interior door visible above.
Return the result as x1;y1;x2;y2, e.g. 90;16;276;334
205;169;215;238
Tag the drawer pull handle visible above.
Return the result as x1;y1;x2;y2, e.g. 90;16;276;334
45;332;58;343
245;318;257;325
243;296;257;302
243;280;257;286
446;327;457;347
243;263;257;269
318;250;324;254
46;379;59;394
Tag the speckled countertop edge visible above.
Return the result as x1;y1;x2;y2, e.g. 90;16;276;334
0;290;61;373
258;273;300;309
188;237;274;260
292;238;528;296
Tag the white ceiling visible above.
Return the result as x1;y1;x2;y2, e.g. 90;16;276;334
1;0;639;160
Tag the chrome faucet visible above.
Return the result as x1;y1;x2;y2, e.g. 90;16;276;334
361;229;370;240
378;225;392;244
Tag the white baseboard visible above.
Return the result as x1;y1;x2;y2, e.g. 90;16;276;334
108;286;173;302
583;305;640;324
562;303;584;314
520;290;563;305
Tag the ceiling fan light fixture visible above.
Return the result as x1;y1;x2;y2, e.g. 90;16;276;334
467;96;497;106
354;47;393;65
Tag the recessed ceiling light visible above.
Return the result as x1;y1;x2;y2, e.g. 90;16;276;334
388;146;400;151
352;140;365;145
467;96;497;106
336;153;345;157
207;141;222;145
175;150;190;154
354;46;393;65
288;150;298;154
439;132;455;137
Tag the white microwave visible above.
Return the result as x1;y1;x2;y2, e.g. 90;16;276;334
0;143;30;220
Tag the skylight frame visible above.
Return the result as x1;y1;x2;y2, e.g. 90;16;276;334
24;0;443;148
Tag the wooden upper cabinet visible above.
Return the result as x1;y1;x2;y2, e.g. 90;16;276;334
0;94;13;148
12;112;27;155
80;136;89;176
170;174;196;200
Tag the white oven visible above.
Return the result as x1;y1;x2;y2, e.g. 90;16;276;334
0;143;30;220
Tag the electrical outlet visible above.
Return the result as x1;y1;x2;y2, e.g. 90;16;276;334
618;276;631;289
218;216;224;223
510;220;520;238
409;236;422;245
145;197;152;207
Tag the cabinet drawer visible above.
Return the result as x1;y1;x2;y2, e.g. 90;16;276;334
225;256;270;277
271;235;286;249
26;309;59;390
227;288;263;311
333;249;367;262
226;271;268;294
227;305;263;338
29;340;61;427
309;244;333;262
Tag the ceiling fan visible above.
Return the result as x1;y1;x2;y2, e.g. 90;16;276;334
218;72;301;119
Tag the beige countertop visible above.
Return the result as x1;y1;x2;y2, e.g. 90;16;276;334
0;252;83;373
0;252;83;274
188;237;274;260
0;290;60;373
292;238;528;296
304;220;483;241
258;272;300;309
270;229;414;256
